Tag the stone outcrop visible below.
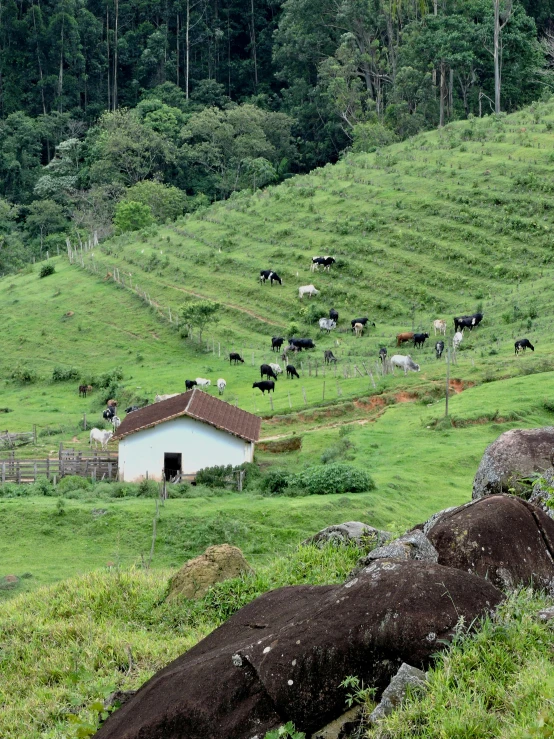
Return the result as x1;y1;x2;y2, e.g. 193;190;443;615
357;529;438;568
96;561;502;739
303;522;391;550
368;663;427;725
472;427;554;499
427;495;554;592
167;544;253;601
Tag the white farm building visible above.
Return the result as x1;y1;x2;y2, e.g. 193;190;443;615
112;389;261;482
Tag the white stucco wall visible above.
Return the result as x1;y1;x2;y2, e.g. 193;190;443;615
118;415;254;482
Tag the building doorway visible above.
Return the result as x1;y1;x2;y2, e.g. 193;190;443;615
164;453;182;482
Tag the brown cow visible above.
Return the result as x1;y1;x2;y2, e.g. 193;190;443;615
396;332;414;347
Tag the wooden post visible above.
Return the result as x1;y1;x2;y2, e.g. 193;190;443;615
108;462;113;479
369;371;376;389
16;461;20;484
83;413;87;430
1;462;5;485
322;381;325;401
302;387;307;405
34;462;37;481
288;392;292;409
445;348;451;418
269;395;274;411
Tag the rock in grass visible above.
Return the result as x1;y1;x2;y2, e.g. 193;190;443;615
529;468;554;519
472;427;554;500
357;529;438;568
312;705;363;739
368;663;427;725
538;606;554;622
303;522;391;550
167;544;253;601
427;495;554;592
96;561;502;739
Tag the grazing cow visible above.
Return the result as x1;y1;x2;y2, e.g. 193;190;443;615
298;284;319;298
413;332;430;348
111;416;121;431
324;349;337;364
453;331;463;350
155;393;179;402
433;319;447;336
195;378;211;389
125;406;140;413
229;353;244;364
311;256;336;272
271;337;284;352
259;270;271;283
260;270;282;286
329;308;339;322
350;317;375;330
185;380;198;391
435;341;445;359
269;271;282;286
396;332;414;347
454;313;483;332
319;318;337;333
269;363;283;376
103;407;116;421
515;338;535;354
78;384;88;397
286;364;300;379
107;399;118;408
90;428;113;450
354;322;364;337
260;364;278;381
253;380;275;394
217;378;226;395
390;355;420;374
289;338;316;350
379;347;387;362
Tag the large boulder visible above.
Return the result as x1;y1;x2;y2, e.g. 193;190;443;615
303;522;391;550
96;561;502;739
473;427;554;500
356;530;438;568
167;544;253;601
427;495;554;592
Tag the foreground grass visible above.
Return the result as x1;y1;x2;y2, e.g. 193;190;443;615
368;589;554;739
0;544;360;739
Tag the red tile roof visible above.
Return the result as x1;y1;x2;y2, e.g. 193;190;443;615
112;389;261;443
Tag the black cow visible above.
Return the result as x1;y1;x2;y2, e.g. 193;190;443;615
253;380;275;394
350;317;376;331
435;341;445;359
311;256;336;271
271;337;284;352
414;332;430;348
329;308;339;322
379;347;387;362
125;405;140;413
515;338;535;354
260;363;278;381
454;313;483;332
102;407;116;421
286;364;300;379
229;353;244;364
185;379;198;390
324;350;337;364
78;384;88;397
289;338;316;350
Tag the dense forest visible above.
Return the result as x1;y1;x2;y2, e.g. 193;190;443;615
0;0;552;273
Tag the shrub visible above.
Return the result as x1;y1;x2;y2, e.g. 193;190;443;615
29;477;54;496
195;464;244;488
97;368;124;388
57;475;91;494
260;468;290;495
39;262;55;278
137;479;158;497
52;366;80;382
10;364;38;383
293;464;374;495
114;200;154;233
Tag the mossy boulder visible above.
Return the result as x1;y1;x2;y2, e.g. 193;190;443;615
167;544;253;601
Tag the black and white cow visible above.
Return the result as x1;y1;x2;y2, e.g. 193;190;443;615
435;341;445;359
260;270;282;285
454;313;483;332
350;317;375;331
311;256;336;271
515;338;535;354
379;347;387;362
102;406;116;421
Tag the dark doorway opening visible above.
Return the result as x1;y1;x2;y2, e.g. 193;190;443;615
164;452;182;481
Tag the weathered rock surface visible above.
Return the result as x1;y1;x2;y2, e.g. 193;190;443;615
356;530;438;568
538;606;554;623
472;427;554;500
529;468;554;519
368;663;427;725
96;561;502;739
427;495;554;591
167;544;253;601
303;522;391;550
312;705;363;739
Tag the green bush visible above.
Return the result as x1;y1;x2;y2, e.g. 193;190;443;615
137;479;158;497
57;475;92;494
10;364;38;383
260;468;290;495
114;200;154;234
195;464;242;488
293;464;374;495
39;262;55;278
28;477;54;496
52;366;80;382
97;368;124;388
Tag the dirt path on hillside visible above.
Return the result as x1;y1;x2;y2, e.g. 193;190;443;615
162;282;283;327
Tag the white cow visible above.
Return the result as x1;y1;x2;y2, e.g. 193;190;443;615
217;378;226;395
269;363;283;375
155;393;179;402
453;331;463;350
354;322;364;337
90;428;113;450
299;284;319;299
196;378;211;389
390;355;420;374
111;416;121;431
319;318;337;333
433;319;447;336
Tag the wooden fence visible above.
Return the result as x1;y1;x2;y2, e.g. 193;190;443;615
0;427;37;450
0;447;118;484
